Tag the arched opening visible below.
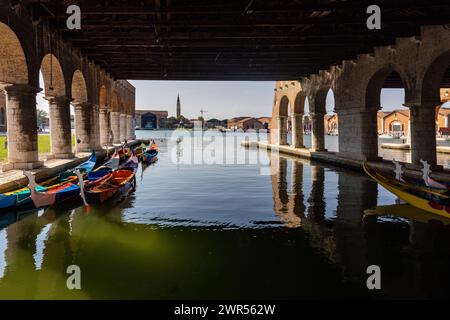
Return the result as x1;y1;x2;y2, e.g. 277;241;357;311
422;51;450;167
0;22;41;168
39;54;73;158
324;88;337;151
309;87;333;152
291;92;307;149
304;97;311;137
366;66;407;162
71;70;90;152
278;95;291;145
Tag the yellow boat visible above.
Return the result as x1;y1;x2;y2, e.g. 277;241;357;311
363;204;450;225
363;162;450;219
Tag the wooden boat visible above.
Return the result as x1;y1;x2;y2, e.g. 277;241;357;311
363;162;450;219
149;142;159;151
143;149;158;164
134;147;145;161
24;172;81;209
82;169;136;204
0;151;96;211
119;153;139;172
118;148;131;163
363;203;450;225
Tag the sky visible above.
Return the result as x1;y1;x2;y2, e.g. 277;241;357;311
36;74;408;118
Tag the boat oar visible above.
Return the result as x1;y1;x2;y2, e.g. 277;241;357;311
75;170;90;211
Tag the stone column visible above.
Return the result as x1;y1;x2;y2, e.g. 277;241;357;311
337;108;380;161
277;116;288;145
311;112;326;152
120;113;127;142
409;104;437;167
126;115;135;140
48;96;74;159
110;112;121;144
1;84;43;170
91;104;101;150
291;113;304;148
99;107;110;146
73;102;93;153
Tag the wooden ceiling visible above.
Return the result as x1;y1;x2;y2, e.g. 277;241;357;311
28;0;450;82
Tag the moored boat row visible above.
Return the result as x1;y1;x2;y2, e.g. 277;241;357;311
0;142;159;213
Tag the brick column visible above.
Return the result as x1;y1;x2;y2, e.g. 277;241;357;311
120;113;127;142
311;112;326;152
48;96;74;159
126;114;135;140
291;113;304;148
73;102;93;153
110;111;121;144
409;104;437;166
1;84;43;170
277;116;288;145
99;107;110;146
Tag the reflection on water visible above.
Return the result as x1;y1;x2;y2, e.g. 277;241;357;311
0;131;449;299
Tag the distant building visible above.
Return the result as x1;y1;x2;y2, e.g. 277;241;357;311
135;110;168;129
377;109;410;137
324;114;338;135
257;117;272;129
228;117;263;130
206;118;228;129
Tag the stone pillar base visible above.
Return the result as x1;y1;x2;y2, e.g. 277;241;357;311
2;161;44;172
46;153;76;160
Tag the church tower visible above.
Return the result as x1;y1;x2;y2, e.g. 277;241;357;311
176;94;181;118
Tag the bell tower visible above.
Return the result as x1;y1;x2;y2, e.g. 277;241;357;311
176;94;181;118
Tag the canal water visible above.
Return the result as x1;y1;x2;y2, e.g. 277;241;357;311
0;131;450;299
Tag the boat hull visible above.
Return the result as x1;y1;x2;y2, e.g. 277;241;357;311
363;162;450;219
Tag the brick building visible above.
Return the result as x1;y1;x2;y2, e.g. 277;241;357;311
227;117;264;130
135;110;168;129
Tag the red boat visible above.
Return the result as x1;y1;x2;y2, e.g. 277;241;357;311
82;169;136;204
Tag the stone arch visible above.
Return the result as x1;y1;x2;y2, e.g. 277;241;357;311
71;70;88;104
0;22;28;85
365;64;406;110
40;54;66;97
309;86;331;114
421;50;450;104
293;92;306;114
279;95;291;116
311;87;334;114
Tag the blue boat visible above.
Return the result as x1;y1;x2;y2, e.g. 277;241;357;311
0;151;97;211
143;149;158;164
